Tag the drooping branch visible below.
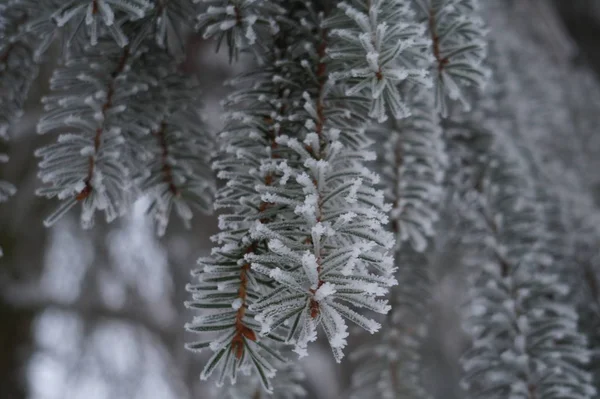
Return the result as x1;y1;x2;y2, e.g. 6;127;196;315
77;48;131;202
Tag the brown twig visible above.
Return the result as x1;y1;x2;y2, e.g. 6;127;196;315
429;9;450;74
307;30;329;319
153;121;180;197
230;53;291;358
76;47;131;201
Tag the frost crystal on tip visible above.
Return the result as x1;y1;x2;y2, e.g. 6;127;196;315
231;298;244;310
314;282;336;302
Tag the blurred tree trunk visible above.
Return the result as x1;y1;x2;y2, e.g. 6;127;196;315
0;300;33;399
554;0;600;71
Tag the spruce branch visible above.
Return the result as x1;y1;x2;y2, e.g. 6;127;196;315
414;0;489;116
247;3;396;363
35;41;155;228
451;129;596;399
129;0;198;57
323;0;431;122
194;0;286;61
50;0;152;46
135;61;215;236
349;90;445;399
383;90;447;252
0;0;60;137
185;40;303;392
350;244;433;399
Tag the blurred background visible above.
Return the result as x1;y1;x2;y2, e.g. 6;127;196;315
2;1;600;398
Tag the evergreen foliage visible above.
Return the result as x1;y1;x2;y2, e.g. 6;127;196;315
36;41;151;227
350;243;433;399
6;0;215;233
448;127;595;399
323;0;431;122
383;91;446;252
349;90;444;399
51;0;151;46
0;0;50;136
195;0;287;61
0;0;598;398
184;50;301;392
414;0;488;116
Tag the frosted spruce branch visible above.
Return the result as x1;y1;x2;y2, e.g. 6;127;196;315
246;4;396;363
195;0;286;61
35;41;155;228
0;1;60;137
383;91;446;252
129;0;198;56
186;1;397;387
323;0;431;122
452;131;596;399
524;154;600;394
136;56;215;235
414;0;489;116
350;91;444;399
184;46;303;391
1;0;199;140
51;0;152;46
350;244;433;399
573;225;600;388
185;1;298;392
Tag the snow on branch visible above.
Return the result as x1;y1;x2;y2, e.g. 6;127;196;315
414;0;489;116
195;0;286;61
247;4;396;363
382;90;447;252
350;244;433;399
450;128;596;399
185;43;303;392
0;1;60;137
350;90;445;398
324;0;431;122
129;0;198;56
35;42;154;228
51;0;152;46
135;57;215;235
